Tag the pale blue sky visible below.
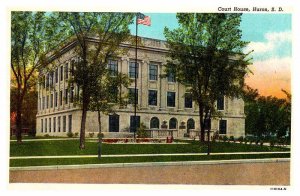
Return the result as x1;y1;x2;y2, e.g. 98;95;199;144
129;13;292;97
130;13;291;42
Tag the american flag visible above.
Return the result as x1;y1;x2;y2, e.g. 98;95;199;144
137;13;151;26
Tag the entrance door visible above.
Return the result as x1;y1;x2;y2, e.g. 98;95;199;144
109;114;119;132
130;116;140;132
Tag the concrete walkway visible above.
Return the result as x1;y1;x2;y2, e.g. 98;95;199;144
10;151;290;159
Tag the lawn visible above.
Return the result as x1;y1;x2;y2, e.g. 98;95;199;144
10;153;290;167
10;139;290;157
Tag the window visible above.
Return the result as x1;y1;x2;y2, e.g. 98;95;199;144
185;93;193;108
58;116;61;132
70;87;74;103
41;119;43;133
63;116;66;132
50;94;53;108
129;62;139;78
169;118;177;129
55;68;58;83
149;64;158;80
109;114;120;132
108;86;118;103
46;95;49;109
55;92;58;107
53;117;56;132
217;96;225;110
68;115;72;132
65;63;68;79
219;120;227;134
148;90;157;106
42;97;45;109
167;72;175;82
167;92;176;107
46;73;49;87
150;117;159;129
49;118;51;132
71;60;75;76
49;72;53;87
60;66;63;81
187;119;195;130
130;116;140;133
65;89;68;104
128;88;138;104
60;90;63;106
45;118;47;133
108;60;118;76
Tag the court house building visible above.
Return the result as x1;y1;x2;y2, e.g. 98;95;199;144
36;36;245;138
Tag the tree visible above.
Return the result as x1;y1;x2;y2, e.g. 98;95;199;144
243;87;291;139
11;12;63;142
164;13;251;142
58;12;134;149
89;71;131;138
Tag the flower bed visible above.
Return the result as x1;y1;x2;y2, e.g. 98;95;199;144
102;138;168;144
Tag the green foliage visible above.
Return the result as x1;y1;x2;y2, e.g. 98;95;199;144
229;136;235;142
237;136;244;143
137;122;148;138
98;133;104;139
11;12;65;142
67;132;74;138
222;135;228;142
244;87;291;139
74;132;79;137
164;13;250;141
54;12;134;148
89;132;95;138
44;134;50;138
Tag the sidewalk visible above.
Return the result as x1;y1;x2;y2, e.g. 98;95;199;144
10;151;290;160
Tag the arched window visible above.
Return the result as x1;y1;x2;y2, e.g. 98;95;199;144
187;118;195;130
169;118;177;129
150;117;160;129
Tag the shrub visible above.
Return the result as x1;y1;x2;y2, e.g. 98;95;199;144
28;130;36;137
255;139;260;145
67;132;74;138
218;135;223;141
237;136;244;143
260;140;264;146
44;134;50;138
229;136;235;142
74;132;79;137
244;138;248;144
137;122;148;138
98;133;104;139
89;132;95;138
222;135;228;142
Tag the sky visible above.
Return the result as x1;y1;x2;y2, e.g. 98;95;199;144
129;13;292;98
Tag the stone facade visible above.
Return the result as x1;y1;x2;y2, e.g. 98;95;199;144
36;37;245;139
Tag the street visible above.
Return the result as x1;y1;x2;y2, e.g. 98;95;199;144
9;161;290;185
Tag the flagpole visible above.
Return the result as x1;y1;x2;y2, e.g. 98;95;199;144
134;13;138;141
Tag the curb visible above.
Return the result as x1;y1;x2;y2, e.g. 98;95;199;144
9;158;290;171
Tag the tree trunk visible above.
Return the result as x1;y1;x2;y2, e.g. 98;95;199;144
79;90;89;149
16;100;23;143
97;109;102;140
199;105;205;142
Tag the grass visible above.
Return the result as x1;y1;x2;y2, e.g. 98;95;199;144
10;139;290;157
10;153;290;167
